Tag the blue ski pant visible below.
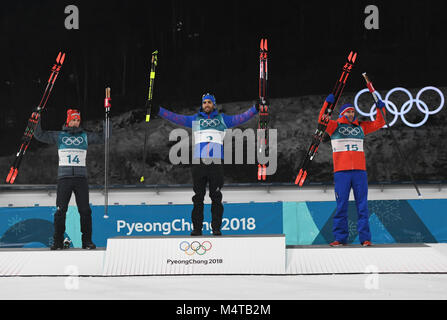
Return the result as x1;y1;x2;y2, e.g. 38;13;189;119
333;170;371;243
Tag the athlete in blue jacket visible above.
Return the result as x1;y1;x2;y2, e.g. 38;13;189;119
152;93;258;235
34;109;105;250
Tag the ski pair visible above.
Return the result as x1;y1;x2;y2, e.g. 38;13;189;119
257;38;269;180
295;51;358;186
6;52;66;184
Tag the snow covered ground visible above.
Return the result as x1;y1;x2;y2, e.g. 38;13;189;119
1;273;446;300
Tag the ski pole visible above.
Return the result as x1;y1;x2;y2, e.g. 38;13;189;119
104;87;111;218
140;50;158;183
362;73;422;197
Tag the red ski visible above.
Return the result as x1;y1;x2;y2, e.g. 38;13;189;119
257;38;269;181
295;51;357;186
6;52;66;184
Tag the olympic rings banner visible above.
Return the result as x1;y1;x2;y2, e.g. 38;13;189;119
354;86;445;127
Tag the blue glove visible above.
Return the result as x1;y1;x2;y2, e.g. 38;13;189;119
326;94;335;104
376;99;386;110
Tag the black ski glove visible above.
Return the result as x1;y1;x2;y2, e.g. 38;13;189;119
255;98;268;112
150;105;160;118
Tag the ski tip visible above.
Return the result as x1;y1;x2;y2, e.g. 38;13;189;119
294;170;302;185
352;52;358;63
60;53;66;65
299;171;307;187
260;38;268;51
348;51;353;60
152;50;158;55
9;169;18;184
6;167;14;183
56;52;62;63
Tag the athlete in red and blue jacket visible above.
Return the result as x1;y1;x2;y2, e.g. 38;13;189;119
320;93;386;247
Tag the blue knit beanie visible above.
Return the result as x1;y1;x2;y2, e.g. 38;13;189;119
202;93;216;105
338;103;355;118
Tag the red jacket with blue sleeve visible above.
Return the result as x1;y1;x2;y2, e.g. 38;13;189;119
318;102;385;172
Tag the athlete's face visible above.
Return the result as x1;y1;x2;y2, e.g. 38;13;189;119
202;99;215;114
344;110;355;122
68;118;80;127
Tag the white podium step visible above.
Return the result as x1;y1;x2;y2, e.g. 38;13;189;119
0;249;105;276
286;244;447;274
102;235;286;276
1;243;446;277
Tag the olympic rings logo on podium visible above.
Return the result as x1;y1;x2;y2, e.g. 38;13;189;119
179;240;212;256
353;86;445;128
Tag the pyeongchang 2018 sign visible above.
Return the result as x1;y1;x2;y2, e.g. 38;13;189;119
92;202;283;247
102;235;286;275
354;86;444;127
167;240;223;268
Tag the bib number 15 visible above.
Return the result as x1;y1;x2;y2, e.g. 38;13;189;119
344;144;359;151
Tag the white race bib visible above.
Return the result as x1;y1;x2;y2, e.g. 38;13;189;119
58;149;87;167
331;138;364;153
194;130;225;145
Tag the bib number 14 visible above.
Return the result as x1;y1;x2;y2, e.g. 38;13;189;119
67;155;80;164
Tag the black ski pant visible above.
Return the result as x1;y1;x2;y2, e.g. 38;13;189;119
191;163;224;232
53;177;93;245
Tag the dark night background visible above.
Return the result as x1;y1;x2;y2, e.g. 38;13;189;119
0;0;446;185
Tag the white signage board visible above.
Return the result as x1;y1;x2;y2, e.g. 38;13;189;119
102;235;285;275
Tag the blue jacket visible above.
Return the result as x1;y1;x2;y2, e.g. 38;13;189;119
158;105;258;159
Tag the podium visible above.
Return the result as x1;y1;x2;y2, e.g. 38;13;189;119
102;235;286;276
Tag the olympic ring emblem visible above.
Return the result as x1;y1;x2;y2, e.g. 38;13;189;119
199;119;221;127
179;240;212;256
338;126;361;136
62;136;84;146
354;86;445;128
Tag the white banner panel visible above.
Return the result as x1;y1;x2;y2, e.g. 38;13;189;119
102;235;285;275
